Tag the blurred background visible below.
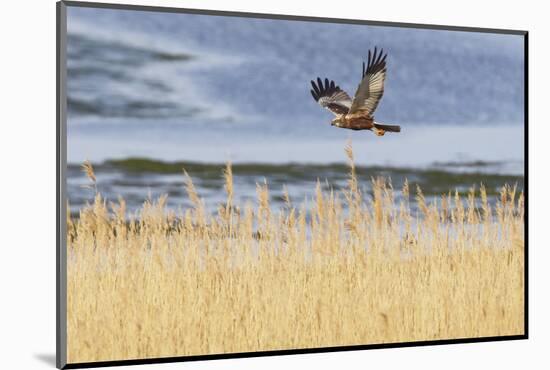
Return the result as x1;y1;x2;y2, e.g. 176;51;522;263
66;6;525;215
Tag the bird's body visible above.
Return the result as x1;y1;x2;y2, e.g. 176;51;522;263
332;113;374;131
310;47;401;136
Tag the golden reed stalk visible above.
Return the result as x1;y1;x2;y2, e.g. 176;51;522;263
67;143;524;363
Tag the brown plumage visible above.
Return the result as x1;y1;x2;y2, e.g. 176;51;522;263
310;47;401;136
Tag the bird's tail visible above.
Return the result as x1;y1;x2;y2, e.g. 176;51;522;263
373;122;401;133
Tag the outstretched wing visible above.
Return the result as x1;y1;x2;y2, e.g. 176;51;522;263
349;47;387;116
310;77;352;116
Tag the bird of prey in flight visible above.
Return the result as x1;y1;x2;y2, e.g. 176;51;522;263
310;47;401;136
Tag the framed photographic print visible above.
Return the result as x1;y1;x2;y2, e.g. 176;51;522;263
56;1;528;368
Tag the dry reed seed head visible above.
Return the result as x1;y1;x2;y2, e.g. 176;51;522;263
452;189;466;226
344;139;354;163
384;178;395;204
466;185;477;223
224;161;234;204
480;183;488;213
117;196;127;220
328;187;337;217
454;189;463;209
415;185;429;217
509;183;518;206
315;179;324;204
243;201;254;226
517;192;525;219
256;180;271;233
345;146;361;212
298;202;307;229
440;194;449;222
256;179;270;209
345;142;357;184
282;185;291;208
369;177;380;200
402;178;410;200
158;194;168;209
109;201;121;222
468;184;476;199
93;192;105;210
518;191;524;209
287;208;296;229
368;177;384;229
182;169;203;209
81;160;97;184
480;183;486;197
500;185;509;206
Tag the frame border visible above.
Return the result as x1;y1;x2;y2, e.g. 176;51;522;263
57;1;68;369
61;0;527;34
56;1;529;369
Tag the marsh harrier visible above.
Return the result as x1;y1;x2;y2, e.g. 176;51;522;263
310;47;401;136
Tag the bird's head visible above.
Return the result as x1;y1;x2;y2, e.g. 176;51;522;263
331;117;342;127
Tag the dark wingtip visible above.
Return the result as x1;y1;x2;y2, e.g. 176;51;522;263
367;50;372;70
310;89;318;101
377;47;384;64
310;77;341;101
311;79;320;97
364;46;388;74
380;50;387;64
